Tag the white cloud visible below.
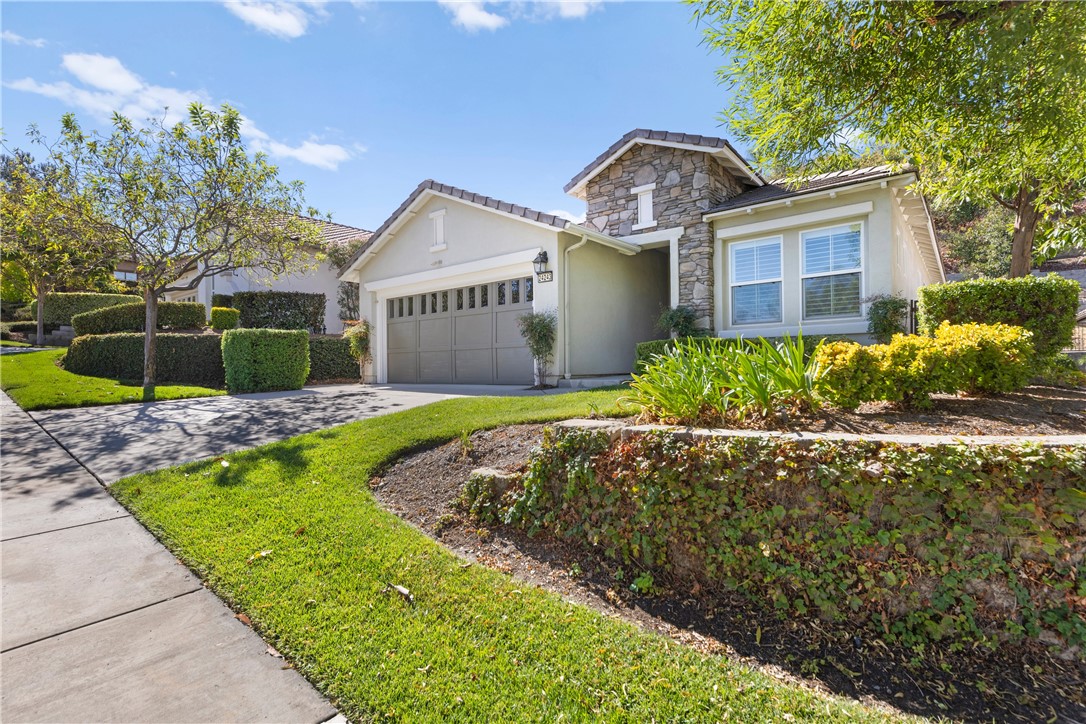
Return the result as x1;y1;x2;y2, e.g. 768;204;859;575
6;53;357;170
437;1;508;32
2;30;47;48
221;1;329;39
548;209;585;224
437;1;601;31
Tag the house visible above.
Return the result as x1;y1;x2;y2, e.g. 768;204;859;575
165;218;372;334
338;129;944;385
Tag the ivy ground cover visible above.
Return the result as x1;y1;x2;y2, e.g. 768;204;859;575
110;393;900;722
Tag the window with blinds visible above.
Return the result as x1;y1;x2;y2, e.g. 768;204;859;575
729;237;782;325
801;223;863;319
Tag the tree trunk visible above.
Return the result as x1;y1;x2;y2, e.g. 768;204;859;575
143;288;158;388
35;287;45;346
1010;182;1041;278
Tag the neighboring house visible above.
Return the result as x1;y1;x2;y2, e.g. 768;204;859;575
339;129;944;385
164;218;372;334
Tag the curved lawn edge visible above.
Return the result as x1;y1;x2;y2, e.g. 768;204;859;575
109;393;907;722
0;348;225;411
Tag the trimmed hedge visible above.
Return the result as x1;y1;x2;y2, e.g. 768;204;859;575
72;302;206;336
918;274;1079;356
63;333;225;387
31;293;139;326
222;328;310;393
501;427;1086;654
211;293;234;308
307;336;358;382
210;307;240;331
233;291;325;331
814;322;1035;409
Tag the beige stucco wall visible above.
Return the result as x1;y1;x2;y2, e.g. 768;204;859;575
561;234;668;376
711;183;934;339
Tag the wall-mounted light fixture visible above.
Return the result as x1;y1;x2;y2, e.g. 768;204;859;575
533;251;553;282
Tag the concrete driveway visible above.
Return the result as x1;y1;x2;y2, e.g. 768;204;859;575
31;383;544;484
3;382;550;721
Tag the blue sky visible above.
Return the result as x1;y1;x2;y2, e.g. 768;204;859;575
2;1;740;231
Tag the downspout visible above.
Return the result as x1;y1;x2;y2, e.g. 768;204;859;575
563;234;589;379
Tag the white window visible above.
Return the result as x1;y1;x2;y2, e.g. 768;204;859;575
113;270;137;281
429;208;446;251
729;237;782;325
632;183;656;230
801;222;863;319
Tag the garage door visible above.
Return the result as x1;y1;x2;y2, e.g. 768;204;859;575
386;276;535;384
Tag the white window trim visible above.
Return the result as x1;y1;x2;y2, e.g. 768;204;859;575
728;235;783;327
632;182;657;230
429;208;447;252
800;220;865;321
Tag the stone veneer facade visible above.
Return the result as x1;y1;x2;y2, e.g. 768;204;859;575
582;143;746;327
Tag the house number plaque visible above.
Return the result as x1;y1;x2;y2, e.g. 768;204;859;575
536;271;554;283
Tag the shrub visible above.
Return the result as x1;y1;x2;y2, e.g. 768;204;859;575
504;427;1086;654
625;335;822;424
221;328;310;393
72;302;206;336
865;293;910;344
343;320;371;366
814;323;1035;408
63;333;225;386
211;293;234;308
1033;353;1086;387
210;307;240;331
918;274;1079;356
1;321;45;335
655;306;701;338
307;336;358;382
517;309;558;385
31;292;139;326
232;291;325;331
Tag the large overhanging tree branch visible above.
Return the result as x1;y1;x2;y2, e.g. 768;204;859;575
49;103;322;387
690;0;1086;276
0;151;117;345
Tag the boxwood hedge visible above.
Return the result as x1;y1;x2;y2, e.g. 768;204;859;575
233;291;325;331
308;336;358;382
211;293;234;308
31;292;139;326
210;307;240;331
918;274;1079;356
221;328;310;393
72;302;206;336
63;333;225;387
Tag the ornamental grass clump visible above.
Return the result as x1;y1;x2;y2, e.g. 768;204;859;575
624;334;821;425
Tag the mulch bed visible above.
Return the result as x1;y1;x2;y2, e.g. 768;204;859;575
370;415;1086;723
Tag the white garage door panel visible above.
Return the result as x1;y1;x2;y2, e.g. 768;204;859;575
385;277;534;384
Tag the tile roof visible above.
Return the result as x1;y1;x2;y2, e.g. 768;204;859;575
339;179;570;275
299;216;373;248
706;165;913;214
563;129;760;194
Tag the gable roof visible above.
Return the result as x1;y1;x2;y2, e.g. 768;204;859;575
563;129;765;198
308;217;373;248
338;179;574;278
705;165;912;215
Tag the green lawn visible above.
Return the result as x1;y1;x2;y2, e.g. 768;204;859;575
0;340;32;347
112;393;903;722
0;348;225;411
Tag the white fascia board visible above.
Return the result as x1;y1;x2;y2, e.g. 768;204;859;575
703;173;916;223
363;248;541;297
567;140;763;198
565;225;641;255
619;225;685;249
714;201;874;240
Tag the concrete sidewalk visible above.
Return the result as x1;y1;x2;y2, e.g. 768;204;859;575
0;394;339;722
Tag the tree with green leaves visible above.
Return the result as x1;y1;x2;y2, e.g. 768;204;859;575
691;0;1086;276
0;152;116;344
49;103;322;387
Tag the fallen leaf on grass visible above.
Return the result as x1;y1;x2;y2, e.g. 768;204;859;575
382;583;414;605
236;613;252;626
246;549;273;564
293;526;306;537
265;645;283;659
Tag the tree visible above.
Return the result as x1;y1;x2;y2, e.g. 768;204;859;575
0;152;115;344
936;203;1015;278
50;104;321;386
692;0;1086;276
517;310;557;388
324;236;368;322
